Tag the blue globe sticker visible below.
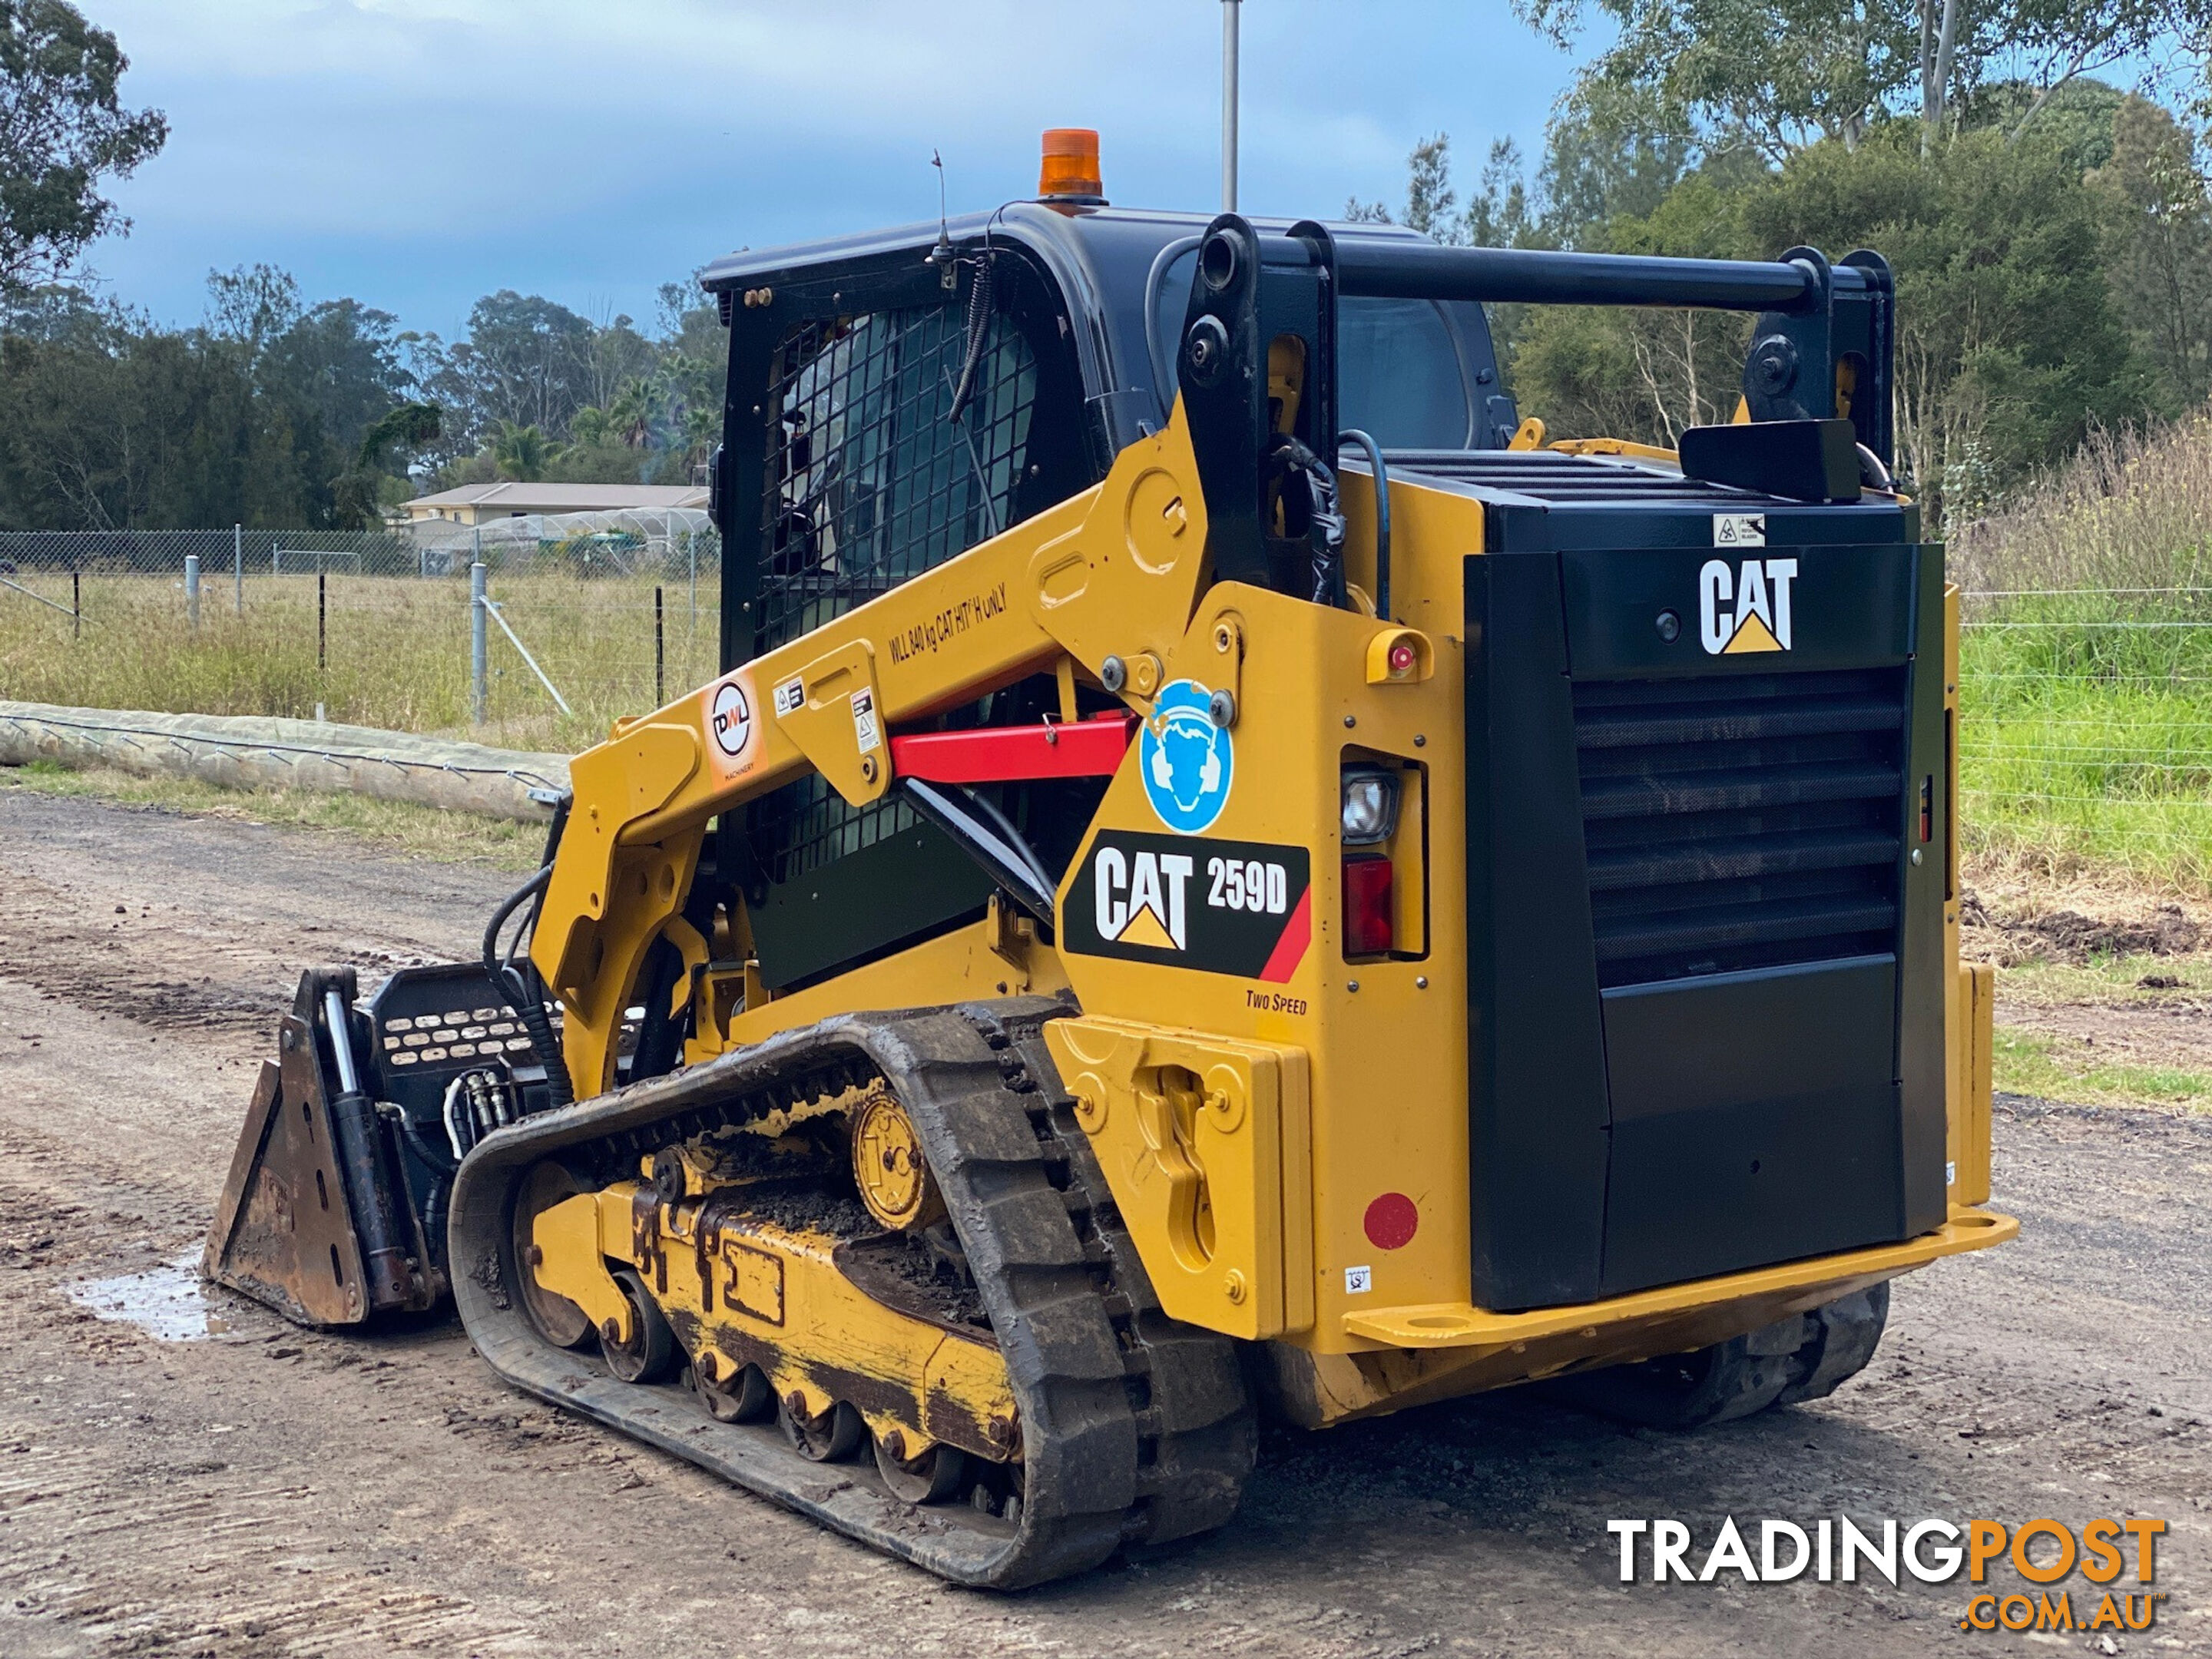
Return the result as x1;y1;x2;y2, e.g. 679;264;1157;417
1140;680;1233;834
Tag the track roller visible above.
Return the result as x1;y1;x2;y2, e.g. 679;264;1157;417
781;1395;865;1462
692;1353;773;1423
601;1268;680;1384
874;1431;967;1503
514;1161;596;1349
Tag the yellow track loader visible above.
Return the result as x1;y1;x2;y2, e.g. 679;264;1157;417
207;133;2013;1588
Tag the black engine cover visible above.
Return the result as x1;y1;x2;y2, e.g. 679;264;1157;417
1459;469;1948;1310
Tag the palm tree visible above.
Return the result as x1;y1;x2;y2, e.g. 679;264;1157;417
566;405;611;449
606;379;654;448
491;420;550;482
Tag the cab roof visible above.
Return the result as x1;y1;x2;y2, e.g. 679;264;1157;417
701;205;1460;456
697;201;1432;293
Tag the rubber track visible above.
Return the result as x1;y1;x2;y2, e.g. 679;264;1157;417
1555;1281;1892;1428
966;1002;1255;1549
446;997;1254;1589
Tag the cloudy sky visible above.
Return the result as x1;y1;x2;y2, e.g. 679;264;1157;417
81;1;1584;339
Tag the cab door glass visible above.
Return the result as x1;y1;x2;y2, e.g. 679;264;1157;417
1150;247;1479;449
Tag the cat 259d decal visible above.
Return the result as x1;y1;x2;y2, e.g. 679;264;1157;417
1062;831;1312;982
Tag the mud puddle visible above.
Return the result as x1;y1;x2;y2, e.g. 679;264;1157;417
66;1252;255;1342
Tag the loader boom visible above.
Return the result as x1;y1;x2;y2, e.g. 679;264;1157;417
533;402;1222;1098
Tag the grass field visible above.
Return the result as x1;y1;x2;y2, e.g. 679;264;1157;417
1973;943;2212;1111
1954;416;2212;892
0;566;722;753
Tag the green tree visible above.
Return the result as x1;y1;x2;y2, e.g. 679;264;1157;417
1540;81;1700;245
330;400;439;528
265;296;412;457
490;419;550;482
643;276;729;482
437;291;596;439
1747;124;2145;508
1504;123;2150;525
204;261;300;351
420;273;728;489
2090;94;2212;409
1345;132;1543;247
1511;172;1758;443
1512;0;2207;168
0;264;417;529
0;1;164;295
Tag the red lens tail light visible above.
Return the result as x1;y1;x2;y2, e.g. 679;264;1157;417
1343;856;1394;956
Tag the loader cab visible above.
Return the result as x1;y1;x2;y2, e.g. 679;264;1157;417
700;205;1518;992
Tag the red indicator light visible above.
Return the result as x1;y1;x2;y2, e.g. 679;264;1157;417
1387;640;1417;677
1343;855;1394;956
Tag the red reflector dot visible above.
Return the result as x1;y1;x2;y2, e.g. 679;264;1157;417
1363;1192;1419;1250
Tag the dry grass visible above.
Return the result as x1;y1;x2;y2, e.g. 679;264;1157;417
1952;415;2212;596
0;568;722;753
0;757;545;869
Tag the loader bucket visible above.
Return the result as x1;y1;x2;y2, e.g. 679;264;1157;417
204;968;416;1326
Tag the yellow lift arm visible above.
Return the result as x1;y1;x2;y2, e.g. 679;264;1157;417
534;405;1222;1098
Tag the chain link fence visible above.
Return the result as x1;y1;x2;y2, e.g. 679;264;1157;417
0;520;724;752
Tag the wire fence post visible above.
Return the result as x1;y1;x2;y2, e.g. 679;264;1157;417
317;568;327;670
233;523;243;614
654;584;665;707
185;554;201;630
476;587;572;716
688;531;697;631
71;569;80;641
470;560;488;726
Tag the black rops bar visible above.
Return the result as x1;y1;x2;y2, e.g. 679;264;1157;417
1333;235;1896;468
1333;240;1871;313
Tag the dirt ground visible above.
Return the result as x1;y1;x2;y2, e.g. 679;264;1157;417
0;788;2207;1657
1958;873;2212;1105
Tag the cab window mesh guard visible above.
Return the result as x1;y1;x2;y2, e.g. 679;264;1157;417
752;295;1038;881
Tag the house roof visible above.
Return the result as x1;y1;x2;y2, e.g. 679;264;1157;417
402;482;707;512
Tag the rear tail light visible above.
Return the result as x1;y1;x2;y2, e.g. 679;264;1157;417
1343;856;1394;956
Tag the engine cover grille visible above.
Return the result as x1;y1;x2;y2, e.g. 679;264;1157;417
1573;667;1907;988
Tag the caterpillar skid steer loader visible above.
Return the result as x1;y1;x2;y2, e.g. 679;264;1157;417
206;132;2015;1587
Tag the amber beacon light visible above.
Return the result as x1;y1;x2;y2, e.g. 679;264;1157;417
1038;127;1104;204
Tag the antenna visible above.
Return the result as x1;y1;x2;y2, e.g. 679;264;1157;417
1221;1;1240;211
926;148;956;286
